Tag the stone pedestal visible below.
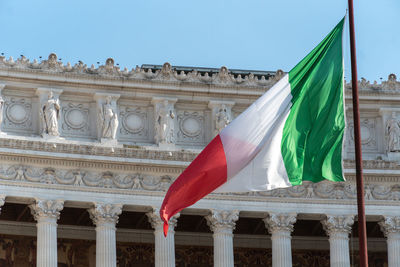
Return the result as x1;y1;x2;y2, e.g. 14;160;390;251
379;216;400;267
263;213;297;267
322;215;354;267
29;199;64;267
147;208;179;267
206;210;239;267
89;203;122;267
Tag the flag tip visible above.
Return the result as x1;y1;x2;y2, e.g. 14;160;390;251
163;222;169;237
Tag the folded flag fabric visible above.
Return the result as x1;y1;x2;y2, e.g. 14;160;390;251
160;18;345;236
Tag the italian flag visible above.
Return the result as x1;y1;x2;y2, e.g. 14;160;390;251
161;18;345;236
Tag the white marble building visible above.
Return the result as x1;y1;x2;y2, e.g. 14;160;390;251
0;53;398;266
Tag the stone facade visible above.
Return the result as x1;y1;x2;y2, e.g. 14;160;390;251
0;54;398;266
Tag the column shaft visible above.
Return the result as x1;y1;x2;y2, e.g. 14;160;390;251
147;208;179;267
89;203;122;267
322;215;354;267
329;232;350;267
37;218;58;267
213;231;234;267
154;228;175;267
264;213;296;267
387;232;400;267
206;210;239;267
96;223;117;267
29;199;64;267
271;231;292;267
379;216;400;267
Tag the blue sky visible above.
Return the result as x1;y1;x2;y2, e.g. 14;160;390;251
0;0;398;81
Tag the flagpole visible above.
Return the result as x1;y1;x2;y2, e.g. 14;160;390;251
347;0;369;266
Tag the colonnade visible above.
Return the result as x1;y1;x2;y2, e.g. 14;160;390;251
0;198;398;267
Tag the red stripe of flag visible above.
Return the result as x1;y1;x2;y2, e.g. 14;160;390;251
160;135;228;236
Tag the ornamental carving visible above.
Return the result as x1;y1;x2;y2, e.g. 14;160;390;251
0;164;173;191
146;207;180;232
29;199;64;221
119;106;148;139
379;216;400;237
205;210;239;232
348;118;377;151
61;102;89;136
88;203;122;225
263;213;297;234
321;215;354;236
4;97;32;131
3;164;400;202
177;110;204;144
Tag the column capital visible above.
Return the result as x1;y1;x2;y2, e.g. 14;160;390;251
146;207;180;232
88;203;122;226
206;209;239;233
263;212;297;234
322;215;354;237
379;216;400;237
29;199;64;221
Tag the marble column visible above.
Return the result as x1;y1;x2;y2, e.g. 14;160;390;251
29;199;64;267
322;215;354;267
146;208;180;267
379;216;400;267
206;210;239;267
263;213;297;267
88;203;122;267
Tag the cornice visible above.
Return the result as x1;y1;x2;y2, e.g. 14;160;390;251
1;54;398;98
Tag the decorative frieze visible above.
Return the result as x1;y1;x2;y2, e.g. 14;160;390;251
0;165;172;190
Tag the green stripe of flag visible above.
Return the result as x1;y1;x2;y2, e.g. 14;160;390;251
282;18;346;185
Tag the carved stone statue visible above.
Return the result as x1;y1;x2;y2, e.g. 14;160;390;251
386;112;400;152
41;91;60;136
99;96;118;139
155;100;175;144
0;94;4;131
215;104;231;134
